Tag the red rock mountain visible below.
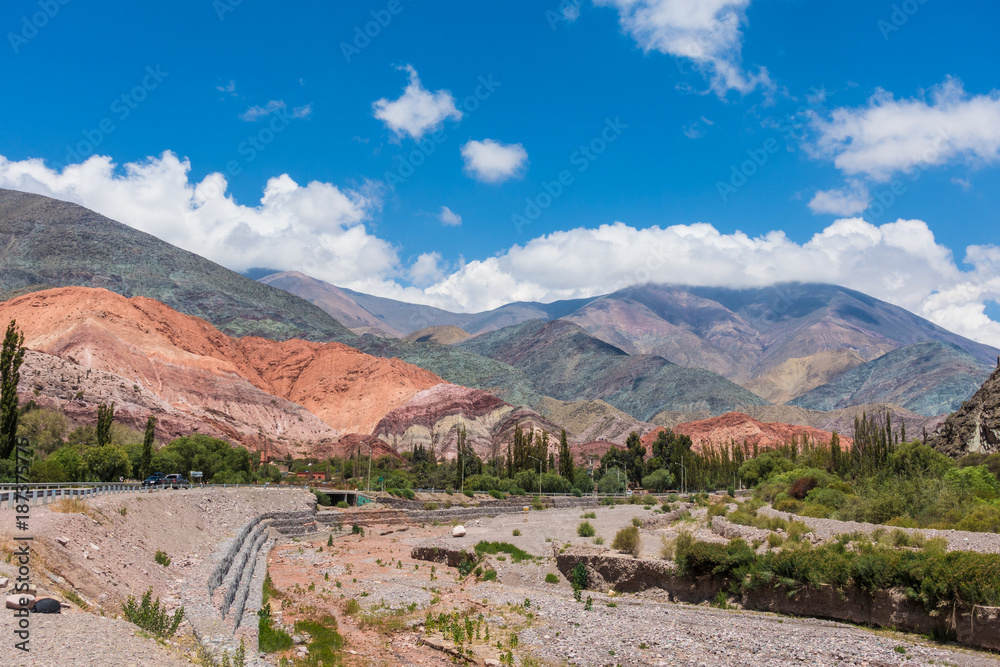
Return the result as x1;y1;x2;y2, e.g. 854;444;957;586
3;287;444;455
644;412;849;453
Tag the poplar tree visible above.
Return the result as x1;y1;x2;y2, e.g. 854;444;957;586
0;320;25;459
96;402;115;447
138;415;156;479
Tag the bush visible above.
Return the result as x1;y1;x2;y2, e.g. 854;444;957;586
344;599;361;615
545;572;560;584
122;588;184;638
577;521;595;537
571;562;588;600
423;502;439;511
154;550;171;567
512;529;521;536
480;568;497;581
509;486;527;496
312;489;332;506
805;487;847;510
612;525;641;557
336;500;349;509
488;489;507;500
352;524;364;536
463;490;475;498
707;503;728;519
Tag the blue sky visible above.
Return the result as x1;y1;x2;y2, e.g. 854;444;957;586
2;0;1000;344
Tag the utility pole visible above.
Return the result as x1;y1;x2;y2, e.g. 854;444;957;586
529;455;543;497
680;458;687;496
367;444;373;493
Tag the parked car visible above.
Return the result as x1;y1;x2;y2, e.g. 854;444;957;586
142;472;166;487
163;474;191;489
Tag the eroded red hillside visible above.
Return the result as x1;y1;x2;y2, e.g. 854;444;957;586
644;412;850;452
2;287;444;451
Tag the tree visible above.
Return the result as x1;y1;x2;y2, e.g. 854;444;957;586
96;402;115;447
641;468;675;492
138;416;156;480
0;320;26;459
597;466;626;494
17;408;69;457
84;444;132;482
557;429;575;482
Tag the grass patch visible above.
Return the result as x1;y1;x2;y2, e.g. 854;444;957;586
581;511;597;519
50;498;103;523
544;573;560;584
294;615;345;663
473;541;533;563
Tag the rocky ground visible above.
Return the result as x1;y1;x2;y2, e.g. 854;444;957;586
5;491;1000;666
264;502;1000;666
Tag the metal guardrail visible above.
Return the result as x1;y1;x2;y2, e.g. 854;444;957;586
0;482;304;511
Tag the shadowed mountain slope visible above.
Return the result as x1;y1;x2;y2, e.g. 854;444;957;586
455;319;768;421
0;190;350;341
789;342;992;416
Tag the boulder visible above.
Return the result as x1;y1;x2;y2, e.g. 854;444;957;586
452;525;467;538
6;594;35;610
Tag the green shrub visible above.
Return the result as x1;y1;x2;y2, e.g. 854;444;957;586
122;588;184;638
352;524;364;536
463;490;475;498
423;502;439;511
577;521;595;537
154;550;170;567
336;500;349;509
707;503;728;519
766;532;784;548
612;525;641;557
258;603;292;653
798;503;832;518
401;488;416;500
805;487;847;509
512;529;521;536
631;517;643;527
593;536;604;545
531;496;545;511
571;562;588;601
774;498;803;513
488;489;507;500
480;568;497;581
344;599;361;615
581;511;597;519
544;573;560;584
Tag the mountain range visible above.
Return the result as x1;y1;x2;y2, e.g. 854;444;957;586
3;188;998;462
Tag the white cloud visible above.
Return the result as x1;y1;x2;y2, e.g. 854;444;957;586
439;206;462;226
0;152;401;290
808;180;870;216
1;151;998;347
372;65;462;140
216;80;237;96
461;140;528;183
810;77;1000;181
593;0;772;96
292;104;313;119
240;100;287;121
951;177;972;191
409;252;446;286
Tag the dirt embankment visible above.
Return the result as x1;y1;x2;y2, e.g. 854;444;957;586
0;487;315;666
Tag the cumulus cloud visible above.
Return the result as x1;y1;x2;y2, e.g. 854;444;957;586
408;252;446;286
438;206;462;226
808;180;871;216
461;140;528;183
810;77;1000;181
372;65;462;140
593;0;773;96
0;152;402;289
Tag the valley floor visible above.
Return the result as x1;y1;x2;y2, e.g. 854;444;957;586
265;504;1000;667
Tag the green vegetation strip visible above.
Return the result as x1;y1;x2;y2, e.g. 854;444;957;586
675;534;1000;610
